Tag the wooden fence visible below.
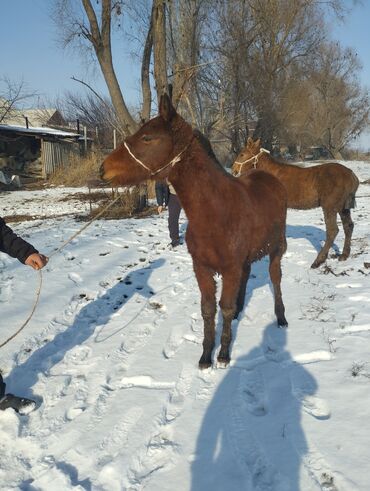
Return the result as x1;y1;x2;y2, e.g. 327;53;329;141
41;140;80;177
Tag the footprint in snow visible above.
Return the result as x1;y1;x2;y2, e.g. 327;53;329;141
348;294;370;303
65;405;87;421
340;324;370;334
290;368;330;420
164;365;194;423
68;272;83;285
291;350;332;365
238;367;268;416
163;321;188;359
119;375;175;390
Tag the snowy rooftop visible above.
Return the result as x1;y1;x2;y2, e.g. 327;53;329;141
0;123;81;139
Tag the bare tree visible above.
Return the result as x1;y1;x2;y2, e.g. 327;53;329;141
54;0;138;135
304;43;369;157
0;77;36;124
60;90;121;147
52;0;368;158
125;0;211;121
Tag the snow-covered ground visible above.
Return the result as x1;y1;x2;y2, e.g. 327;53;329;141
0;161;369;491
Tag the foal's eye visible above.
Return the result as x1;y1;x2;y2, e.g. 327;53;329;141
142;135;153;142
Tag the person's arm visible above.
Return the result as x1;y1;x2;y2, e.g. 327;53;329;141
0;217;48;268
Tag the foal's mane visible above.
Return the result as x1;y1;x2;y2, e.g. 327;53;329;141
193;128;225;171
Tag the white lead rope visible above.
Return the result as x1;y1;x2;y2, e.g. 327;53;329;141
123;137;194;177
0;194;122;349
234;148;270;175
1;134;195;349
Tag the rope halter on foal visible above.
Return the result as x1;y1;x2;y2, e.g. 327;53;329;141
233;147;270;176
123;136;194;178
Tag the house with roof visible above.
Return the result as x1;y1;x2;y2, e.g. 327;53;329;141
0;106;88;182
2;107;67;129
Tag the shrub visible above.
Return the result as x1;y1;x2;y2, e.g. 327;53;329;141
48;151;102;187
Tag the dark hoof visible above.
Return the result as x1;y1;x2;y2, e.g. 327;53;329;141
311;259;323;269
217;355;230;368
277;318;288;328
198;355;212;370
338;253;349;262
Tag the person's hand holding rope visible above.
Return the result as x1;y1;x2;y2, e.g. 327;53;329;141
25;253;49;270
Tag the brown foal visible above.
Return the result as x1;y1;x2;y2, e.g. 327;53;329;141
100;95;288;368
232;138;359;268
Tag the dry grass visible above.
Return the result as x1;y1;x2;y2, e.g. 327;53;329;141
16;150;159;221
81;185;155;220
48;151;102;187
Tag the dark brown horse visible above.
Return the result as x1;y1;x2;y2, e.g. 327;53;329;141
232;138;359;269
100;95;288;368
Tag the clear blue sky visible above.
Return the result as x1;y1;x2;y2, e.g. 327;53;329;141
1;0;370;147
0;0;141;108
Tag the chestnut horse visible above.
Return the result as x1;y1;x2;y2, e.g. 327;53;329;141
100;95;288;368
232;138;359;269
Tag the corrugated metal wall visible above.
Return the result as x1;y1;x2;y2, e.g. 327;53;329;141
41;140;79;177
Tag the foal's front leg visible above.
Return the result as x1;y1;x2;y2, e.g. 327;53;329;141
218;270;242;366
193;262;217;369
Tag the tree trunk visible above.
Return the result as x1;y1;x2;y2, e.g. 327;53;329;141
82;0;138;136
99;56;138;135
140;5;154;122
153;0;168;102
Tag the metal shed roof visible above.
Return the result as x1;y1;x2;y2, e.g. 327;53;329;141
0;124;81;139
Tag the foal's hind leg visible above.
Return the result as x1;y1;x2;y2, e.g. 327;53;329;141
338;209;354;261
218;270;242;366
311;209;339;268
234;262;251;319
193;262;217;369
269;251;288;327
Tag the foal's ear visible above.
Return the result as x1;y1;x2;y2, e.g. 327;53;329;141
254;138;261;149
159;93;176;122
247;137;253;146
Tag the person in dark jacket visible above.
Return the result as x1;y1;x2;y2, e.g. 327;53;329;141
155;180;169;215
155;181;182;248
167;182;182;248
0;216;48;414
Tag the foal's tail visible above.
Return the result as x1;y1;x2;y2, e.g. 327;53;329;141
344;192;357;210
344;172;360;209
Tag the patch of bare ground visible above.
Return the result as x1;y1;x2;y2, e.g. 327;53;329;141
80;199;158;221
58;191;109;203
3;212;76;223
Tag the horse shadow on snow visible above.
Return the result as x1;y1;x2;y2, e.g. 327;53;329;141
191;323;317;491
287;223;340;255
